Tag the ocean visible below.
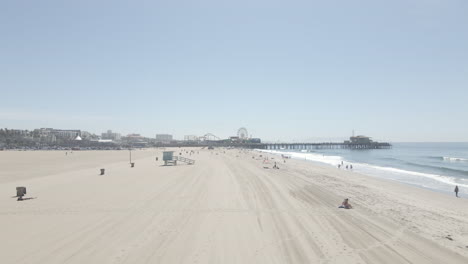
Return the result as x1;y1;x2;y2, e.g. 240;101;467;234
260;142;468;196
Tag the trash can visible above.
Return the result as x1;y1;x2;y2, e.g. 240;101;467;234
16;187;26;200
131;163;135;168
100;169;105;175
156;157;158;161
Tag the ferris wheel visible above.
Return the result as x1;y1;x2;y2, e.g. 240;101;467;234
237;127;249;139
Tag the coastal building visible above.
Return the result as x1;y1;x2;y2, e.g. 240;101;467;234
348;135;373;144
125;134;144;140
249;138;262;144
101;130;121;141
53;129;81;139
81;131;99;141
184;135;198;142
122;134;148;147
9;129;30;136
156;134;173;143
33;128;56;143
34;128;80;140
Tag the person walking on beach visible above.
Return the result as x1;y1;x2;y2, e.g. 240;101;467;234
455;185;459;197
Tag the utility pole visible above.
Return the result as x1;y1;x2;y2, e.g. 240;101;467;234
129;147;132;164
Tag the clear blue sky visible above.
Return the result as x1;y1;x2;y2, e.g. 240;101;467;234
1;0;467;142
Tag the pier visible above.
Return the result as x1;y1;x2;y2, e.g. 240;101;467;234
135;134;392;150
154;135;391;150
258;135;391;150
152;141;391;150
261;142;392;150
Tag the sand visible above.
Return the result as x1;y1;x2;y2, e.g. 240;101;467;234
0;148;467;263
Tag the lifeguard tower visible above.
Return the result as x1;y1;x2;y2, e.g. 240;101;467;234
163;151;195;166
163;151;176;166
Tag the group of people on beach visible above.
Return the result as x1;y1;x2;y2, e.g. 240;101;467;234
337;161;352;170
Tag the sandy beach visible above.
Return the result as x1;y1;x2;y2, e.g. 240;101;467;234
0;148;467;264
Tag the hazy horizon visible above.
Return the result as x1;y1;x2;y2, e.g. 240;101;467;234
2;125;468;143
2;0;467;142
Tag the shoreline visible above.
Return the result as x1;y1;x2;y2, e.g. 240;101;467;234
258;148;468;197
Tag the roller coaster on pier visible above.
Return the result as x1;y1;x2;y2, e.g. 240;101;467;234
199;133;220;141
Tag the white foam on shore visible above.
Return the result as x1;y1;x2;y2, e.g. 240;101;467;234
259;149;343;165
258;149;468;193
444;156;468;162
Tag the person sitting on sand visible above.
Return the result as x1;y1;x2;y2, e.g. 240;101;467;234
339;198;352;209
273;162;279;169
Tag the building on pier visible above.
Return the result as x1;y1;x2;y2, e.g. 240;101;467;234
346;135;373;144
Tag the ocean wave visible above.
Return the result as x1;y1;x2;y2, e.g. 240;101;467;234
380;157;402;161
258;149;342;166
259;149;468;189
402;161;468;177
428;156;468;162
361;163;468;188
443;157;468;162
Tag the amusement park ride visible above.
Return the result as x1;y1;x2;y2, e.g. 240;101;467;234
237;127;249;139
199;133;220;141
196;127;251;142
